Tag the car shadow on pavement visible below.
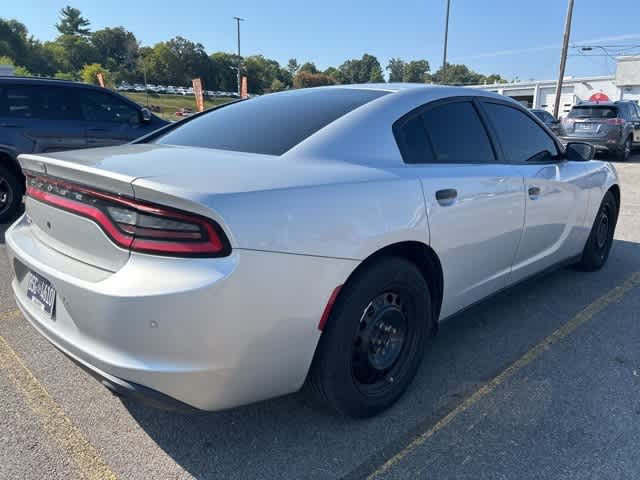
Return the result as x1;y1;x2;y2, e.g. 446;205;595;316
122;238;640;480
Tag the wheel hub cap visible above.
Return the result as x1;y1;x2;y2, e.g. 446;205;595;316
596;213;609;249
352;292;407;384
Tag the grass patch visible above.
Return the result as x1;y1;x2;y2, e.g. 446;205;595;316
123;92;233;120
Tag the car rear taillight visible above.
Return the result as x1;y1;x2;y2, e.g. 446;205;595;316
25;175;230;257
603;118;625;126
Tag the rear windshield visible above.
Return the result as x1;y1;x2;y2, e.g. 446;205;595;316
152;88;388;155
568;106;618;119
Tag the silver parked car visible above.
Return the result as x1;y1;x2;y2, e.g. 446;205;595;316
6;85;619;418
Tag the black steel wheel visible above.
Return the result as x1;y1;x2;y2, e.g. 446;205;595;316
306;257;432;418
576;191;617;271
0;164;23;223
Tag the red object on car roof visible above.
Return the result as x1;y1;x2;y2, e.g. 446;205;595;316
589;92;610;102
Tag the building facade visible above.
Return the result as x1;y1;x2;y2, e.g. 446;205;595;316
470;56;640;117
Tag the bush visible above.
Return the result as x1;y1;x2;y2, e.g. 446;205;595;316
293;71;335;89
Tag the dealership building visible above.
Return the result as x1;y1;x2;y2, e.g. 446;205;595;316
470;56;640;117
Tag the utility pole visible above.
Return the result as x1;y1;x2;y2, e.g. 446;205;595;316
441;0;451;85
234;16;245;97
553;0;574;118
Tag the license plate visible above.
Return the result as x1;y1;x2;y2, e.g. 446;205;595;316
26;271;56;318
576;123;595;131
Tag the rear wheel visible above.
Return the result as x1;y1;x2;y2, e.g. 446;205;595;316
306;257;432;418
616;136;632;161
0;164;23;223
576;191;618;271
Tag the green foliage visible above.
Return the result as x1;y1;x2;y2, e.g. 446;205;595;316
270;78;286;92
91;27;138;73
245;55;281;94
15;66;31;76
428;63;507;86
323;67;344;84
339;54;384;83
403;60;430;83
210;51;240;92
286;58;299;76
56;6;91;36
293;71;335;89
386;58;405;82
0;55;14;65
53;71;77;81
80;63;109;85
299;62;319;74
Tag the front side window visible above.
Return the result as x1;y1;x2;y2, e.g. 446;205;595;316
80;90;140;124
483;102;558;163
2;85;38;119
0;85;83;120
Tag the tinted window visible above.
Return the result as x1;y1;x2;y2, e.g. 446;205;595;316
568;106;618;119
79;90;140;123
484;102;558;162
0;85;82;120
421;101;495;163
532;110;551;123
153;88;387;155
394;114;434;164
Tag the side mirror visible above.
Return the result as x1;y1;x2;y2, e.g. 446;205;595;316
565;142;595;162
140;107;152;123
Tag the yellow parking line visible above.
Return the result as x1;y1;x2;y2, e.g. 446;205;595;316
0;309;21;321
368;271;640;479
0;331;118;480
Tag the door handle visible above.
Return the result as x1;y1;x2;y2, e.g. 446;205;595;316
87;127;107;132
0;123;23;128
528;186;541;198
435;188;458;205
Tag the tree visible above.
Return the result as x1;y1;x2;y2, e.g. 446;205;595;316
386;58;405;82
403;60;430;83
55;6;91;36
428;62;506;85
244;55;281;94
270;78;286;92
44;34;97;73
323;66;344;84
340;54;384;83
0;19;29;61
299;62;318;74
286;58;299;77
91;27;138;72
293;71;335;89
210;51;240;91
80;63;109;85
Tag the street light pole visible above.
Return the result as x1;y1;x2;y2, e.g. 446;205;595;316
234;16;245;97
553;0;574;118
441;0;451;85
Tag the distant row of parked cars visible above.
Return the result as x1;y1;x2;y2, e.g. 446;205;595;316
116;82;239;98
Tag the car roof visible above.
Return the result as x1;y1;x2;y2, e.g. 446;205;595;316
574;101;618;107
0;76;105;91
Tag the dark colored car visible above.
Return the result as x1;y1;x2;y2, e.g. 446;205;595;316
559;100;640;161
531;109;561;135
0;77;168;222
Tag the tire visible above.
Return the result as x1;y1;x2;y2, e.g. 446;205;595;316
616;136;632;162
306;257;432;418
576;191;618;271
0;164;24;224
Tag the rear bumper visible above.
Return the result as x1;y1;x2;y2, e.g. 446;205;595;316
559;136;621;152
6;213;358;410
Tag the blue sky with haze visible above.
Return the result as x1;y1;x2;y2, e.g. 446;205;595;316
5;0;640;81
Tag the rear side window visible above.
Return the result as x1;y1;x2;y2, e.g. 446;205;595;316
483;102;558;162
153;88;388;155
422;102;495;163
0;85;82;120
568;106;618;119
79;90;140;124
395;101;495;164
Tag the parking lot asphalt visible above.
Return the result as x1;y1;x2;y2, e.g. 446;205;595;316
1;155;640;480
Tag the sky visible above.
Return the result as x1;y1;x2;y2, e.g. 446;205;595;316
4;0;640;82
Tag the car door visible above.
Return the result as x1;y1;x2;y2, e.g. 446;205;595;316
0;84;86;154
78;89;148;147
480;99;591;285
395;98;526;319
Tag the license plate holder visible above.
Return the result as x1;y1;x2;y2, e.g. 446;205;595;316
26;271;56;318
576;122;595;131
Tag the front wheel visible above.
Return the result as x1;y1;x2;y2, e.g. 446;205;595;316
306;257;433;418
575;191;618;271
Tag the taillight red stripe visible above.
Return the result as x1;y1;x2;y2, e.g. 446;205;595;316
25;176;230;258
27;186;134;249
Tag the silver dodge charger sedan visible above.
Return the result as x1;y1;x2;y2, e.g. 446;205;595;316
6;84;619;418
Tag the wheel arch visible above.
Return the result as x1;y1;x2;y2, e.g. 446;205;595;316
342;241;444;331
0;148;24;182
608;184;621;216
